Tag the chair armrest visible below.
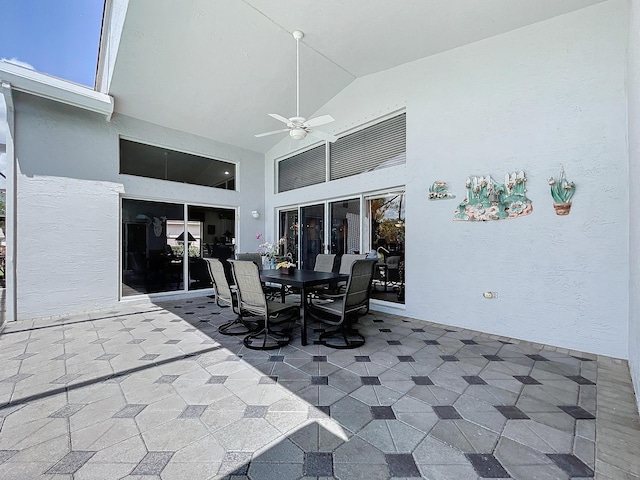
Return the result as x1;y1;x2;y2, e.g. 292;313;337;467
314;292;346;300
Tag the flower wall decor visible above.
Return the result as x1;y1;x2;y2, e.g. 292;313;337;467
548;167;575;215
428;181;455;200
453;171;533;222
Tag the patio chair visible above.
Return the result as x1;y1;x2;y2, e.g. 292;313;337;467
314;253;336;273
228;260;300;350
205;258;258;335
307;259;376;349
334;253;367;292
236;252;284;300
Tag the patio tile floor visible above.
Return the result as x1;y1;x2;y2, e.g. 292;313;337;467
0;296;638;479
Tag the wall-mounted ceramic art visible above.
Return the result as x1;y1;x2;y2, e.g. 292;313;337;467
548;167;575;215
453;171;532;222
428;181;455;200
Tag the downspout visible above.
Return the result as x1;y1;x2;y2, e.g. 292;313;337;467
1;82;16;330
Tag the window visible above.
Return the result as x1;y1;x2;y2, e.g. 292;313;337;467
330;113;406;180
120;139;236;189
277;144;326;193
276;113;406;192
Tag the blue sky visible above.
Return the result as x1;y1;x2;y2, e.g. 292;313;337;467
0;0;104;185
0;0;105;87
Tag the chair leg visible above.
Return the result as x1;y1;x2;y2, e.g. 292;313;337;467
218;313;261;336
243;321;290;350
318;324;365;349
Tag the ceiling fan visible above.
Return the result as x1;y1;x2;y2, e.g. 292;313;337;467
255;30;338;143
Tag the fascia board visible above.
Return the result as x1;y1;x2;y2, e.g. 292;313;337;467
0;62;114;120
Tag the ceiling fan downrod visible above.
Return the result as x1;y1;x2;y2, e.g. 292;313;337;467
293;30;303;120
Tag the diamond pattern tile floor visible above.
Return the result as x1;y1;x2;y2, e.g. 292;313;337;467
0;296;634;479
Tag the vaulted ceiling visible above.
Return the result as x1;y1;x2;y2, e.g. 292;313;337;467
104;0;605;154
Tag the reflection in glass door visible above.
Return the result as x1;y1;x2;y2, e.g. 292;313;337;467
122;199;184;296
279;209;299;265
330;198;360;256
187;205;236;291
366;191;405;305
300;204;324;270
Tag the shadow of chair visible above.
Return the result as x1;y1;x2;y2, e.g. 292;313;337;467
307;259;376;349
228;260;300;350
205;258;258;335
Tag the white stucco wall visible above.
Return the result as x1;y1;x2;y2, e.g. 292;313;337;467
266;0;629;357
14;93;264;320
628;0;640;409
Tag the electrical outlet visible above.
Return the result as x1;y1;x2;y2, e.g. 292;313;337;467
483;291;498;299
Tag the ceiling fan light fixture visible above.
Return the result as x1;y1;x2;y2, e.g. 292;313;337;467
290;128;307;140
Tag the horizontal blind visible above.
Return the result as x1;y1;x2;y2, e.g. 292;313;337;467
278;144;326;192
330;113;406;181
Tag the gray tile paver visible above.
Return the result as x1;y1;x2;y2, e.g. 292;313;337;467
0;297;635;479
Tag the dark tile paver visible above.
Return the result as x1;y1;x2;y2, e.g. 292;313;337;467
547;453;594;477
361;376;381;385
465;453;510;478
304;452;333;476
558;405;595;420
46;451;96;474
371;406;396;420
131;451;174;475
495;405;530;420
514;375;541;385
433;405;462;419
385;453;421;477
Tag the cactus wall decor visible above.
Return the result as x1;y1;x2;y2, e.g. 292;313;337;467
453;171;532;222
428;181;455;200
548;168;575;215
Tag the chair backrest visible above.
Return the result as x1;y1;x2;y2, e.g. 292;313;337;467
235;252;263;270
343;259;377;314
228;260;267;316
386;255;401;269
204;258;234;307
338;253;367;275
314;254;336;273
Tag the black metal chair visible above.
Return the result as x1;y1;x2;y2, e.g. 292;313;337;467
228;260;300;350
307;259;376;349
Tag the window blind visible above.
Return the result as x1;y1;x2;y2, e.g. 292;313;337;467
277;144;327;193
330;113;406;181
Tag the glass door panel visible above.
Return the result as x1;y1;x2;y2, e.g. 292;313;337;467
187;205;236;290
330;198;360;255
366;192;405;304
279;209;299;265
300;204;324;270
122;199;184;296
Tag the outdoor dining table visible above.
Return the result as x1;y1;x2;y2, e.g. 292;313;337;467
260;268;348;346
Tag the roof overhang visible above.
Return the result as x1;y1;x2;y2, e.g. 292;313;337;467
0;61;114;120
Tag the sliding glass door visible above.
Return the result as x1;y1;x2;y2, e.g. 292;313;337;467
366;191;405;304
329;198;360;256
122;198;236;297
300;204;324;270
279;209;299;264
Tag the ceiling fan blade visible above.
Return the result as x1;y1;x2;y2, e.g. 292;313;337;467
254;128;290;138
268;113;291;124
307;129;338;143
304;114;334;128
